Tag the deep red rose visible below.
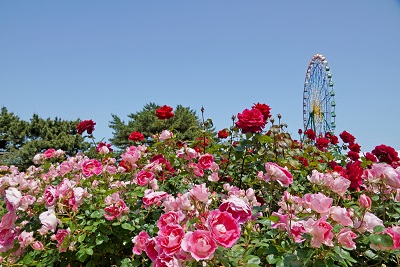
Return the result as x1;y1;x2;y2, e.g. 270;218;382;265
252;102;271;122
76;120;96;135
365;152;378;163
315;137;330;151
347;151;360;161
128;131;145;141
96;142;113;152
156;105;174;120
339;131;356;144
371;144;399;165
348;143;361;153
346;161;363;190
118;160;131;172
235;108;266;134
325;132;339;145
218;129;229;139
298;129;303;135
304;129;316;140
297;156;308;167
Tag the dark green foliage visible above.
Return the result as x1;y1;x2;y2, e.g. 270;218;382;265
0;107;90;170
109;103;204;150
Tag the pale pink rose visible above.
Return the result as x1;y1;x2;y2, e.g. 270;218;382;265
39;209;59;232
73;187;89;208
306;193;333;215
56;178;76;198
149;179;159;190
264;162;293;187
134;170;156;186
307;170;324;184
31;241;44;251
81;159;102;177
207;210;241;248
198;154;214;170
153;253;181;267
257;171;266;181
105;165;117;174
18;231;34;248
371;163;400;188
162;195;179;212
0;211;16;228
330;177;350;197
143;191;168;207
308;218;334;248
176;192;194;211
121;146;141;165
354;212;383;233
189;183;210;203
329;206;353;227
290;221;307;243
44;148;55;159
54;149;65;158
208;172;219;182
271;212;289;230
132;231;150;255
159;130;173;140
337;228;357;249
0;227;18;252
176;147;198;160
246;188;255;201
359;194;372;209
145;238;159;261
44;186;57;206
219;196;252;224
187;163;204;177
5;187;22;209
92;180;99;188
33;153;45;164
58;161;72;176
55;228;70;252
18;195;36;211
156;224;184;255
157;211;185;229
181;230;217;261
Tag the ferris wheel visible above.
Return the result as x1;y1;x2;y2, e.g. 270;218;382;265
303;54;336;137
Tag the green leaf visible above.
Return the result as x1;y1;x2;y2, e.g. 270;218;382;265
314;259;327;267
369;234;382;245
381;233;394;247
267;215;280;223
245;255;261;265
373;225;385;233
266;254;279;264
121;223;135;230
85;247;94;255
78;233;87;243
22;253;33;265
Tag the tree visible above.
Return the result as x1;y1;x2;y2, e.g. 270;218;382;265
0;107;90;170
109;103;211;150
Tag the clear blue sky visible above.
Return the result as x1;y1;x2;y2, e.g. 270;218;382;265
1;1;399;152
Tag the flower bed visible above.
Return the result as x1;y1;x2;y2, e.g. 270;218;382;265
1;104;400;266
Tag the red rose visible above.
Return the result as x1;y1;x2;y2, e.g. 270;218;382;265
348;143;361;153
304;129;316;140
339;131;356;144
371;144;399;165
315;137;330;151
345;161;363;190
76;120;96;135
156;105;174;120
252;102;271;122
347;151;360;161
235;108;265;134
218;129;229;139
325;132;339;145
365;152;378;163
128;131;145;141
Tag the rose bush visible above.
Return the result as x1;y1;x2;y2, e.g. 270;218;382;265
1;103;400;266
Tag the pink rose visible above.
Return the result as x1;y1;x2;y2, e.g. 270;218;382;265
157;211;185;229
18;231;34;248
0;227;18;252
207;210;240;248
135;170;156;186
359;194;372;209
44;148;55;158
385;226;400;249
337;228;357;249
181;230;217;261
44;186;57;206
153;253;181;267
145;238;159;261
308;218;334;248
156;224;184;255
104;199;129;221
219;196;252;224
189;183;210;203
59;161;72;176
159;130;173;140
143;191;168;207
354;212;383;233
132;231;150;255
330;176;350;197
329;206;353;227
305;193;333;215
55;228;70;252
198;154;214;170
0;211;16;229
264;162;293;187
31;241;44;251
235;108;266;133
5;187;22;209
187;163;204;177
81;159;102;177
176;147;198;160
